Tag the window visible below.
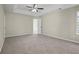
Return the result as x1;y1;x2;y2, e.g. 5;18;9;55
76;12;79;35
33;18;42;34
33;19;38;34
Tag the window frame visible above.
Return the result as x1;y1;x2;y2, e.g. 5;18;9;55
76;12;79;35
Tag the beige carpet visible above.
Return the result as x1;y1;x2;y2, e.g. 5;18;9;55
1;34;79;54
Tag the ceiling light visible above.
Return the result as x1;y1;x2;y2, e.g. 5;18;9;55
32;9;37;12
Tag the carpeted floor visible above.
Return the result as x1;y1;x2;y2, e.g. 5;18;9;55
1;34;79;54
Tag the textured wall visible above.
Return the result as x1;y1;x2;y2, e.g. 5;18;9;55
42;5;79;43
5;13;33;37
0;5;5;52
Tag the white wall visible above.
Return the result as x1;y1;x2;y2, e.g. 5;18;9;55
0;5;5;52
42;5;79;43
5;13;33;37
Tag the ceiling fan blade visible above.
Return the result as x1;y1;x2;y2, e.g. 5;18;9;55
33;4;35;8
26;6;32;8
33;4;38;8
36;10;38;12
37;8;44;10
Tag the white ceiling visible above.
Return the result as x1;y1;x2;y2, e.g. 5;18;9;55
4;4;78;16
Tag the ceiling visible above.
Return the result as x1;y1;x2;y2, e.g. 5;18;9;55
4;4;78;16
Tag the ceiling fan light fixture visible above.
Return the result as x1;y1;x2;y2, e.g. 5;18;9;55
32;9;37;12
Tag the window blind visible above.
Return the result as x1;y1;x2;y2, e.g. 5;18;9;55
76;12;79;34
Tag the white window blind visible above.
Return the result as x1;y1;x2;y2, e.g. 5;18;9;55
76;12;79;35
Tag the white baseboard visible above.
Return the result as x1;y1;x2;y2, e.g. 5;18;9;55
42;34;79;44
5;33;32;38
5;33;79;44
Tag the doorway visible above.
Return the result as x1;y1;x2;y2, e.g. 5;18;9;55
33;18;42;34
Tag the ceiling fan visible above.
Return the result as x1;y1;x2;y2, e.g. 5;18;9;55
26;4;44;13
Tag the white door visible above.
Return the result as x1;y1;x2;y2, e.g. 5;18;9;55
33;19;41;34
